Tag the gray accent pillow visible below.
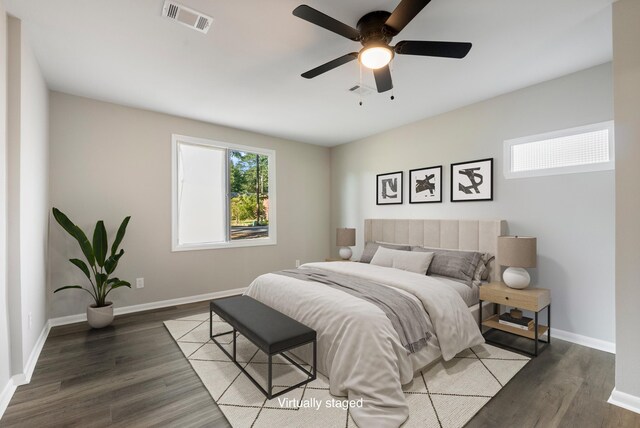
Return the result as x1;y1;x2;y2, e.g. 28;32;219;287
360;241;411;264
412;246;483;286
480;253;495;281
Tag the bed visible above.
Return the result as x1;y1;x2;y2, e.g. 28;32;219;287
244;219;506;428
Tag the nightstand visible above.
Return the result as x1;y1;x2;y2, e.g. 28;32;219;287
479;282;551;356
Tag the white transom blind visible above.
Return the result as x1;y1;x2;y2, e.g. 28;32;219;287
511;129;609;172
504;121;614;179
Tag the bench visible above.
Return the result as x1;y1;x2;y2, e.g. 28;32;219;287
209;296;317;399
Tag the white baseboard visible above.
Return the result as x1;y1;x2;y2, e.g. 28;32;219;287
609;388;640;415
1;320;53;418
0;377;17;420
12;322;51;386
551;328;615;354
48;312;86;327
49;287;247;327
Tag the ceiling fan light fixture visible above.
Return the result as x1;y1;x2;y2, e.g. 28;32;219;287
359;45;393;69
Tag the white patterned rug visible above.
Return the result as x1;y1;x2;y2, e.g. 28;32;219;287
165;312;529;428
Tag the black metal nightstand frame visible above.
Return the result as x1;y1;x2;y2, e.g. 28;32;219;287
479;301;551;357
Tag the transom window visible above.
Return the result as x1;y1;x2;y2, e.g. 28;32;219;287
504;121;615;179
171;135;276;251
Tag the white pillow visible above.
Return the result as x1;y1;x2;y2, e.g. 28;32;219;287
370;246;434;275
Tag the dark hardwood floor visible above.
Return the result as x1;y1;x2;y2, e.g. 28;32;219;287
1;302;638;427
1;302;230;428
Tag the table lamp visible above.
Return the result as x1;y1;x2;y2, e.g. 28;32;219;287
497;236;537;289
336;228;356;260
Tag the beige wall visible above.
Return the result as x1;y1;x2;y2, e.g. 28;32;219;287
613;0;640;402
331;63;615;344
6;15;49;381
17;19;49;371
0;4;12;409
48;92;331;318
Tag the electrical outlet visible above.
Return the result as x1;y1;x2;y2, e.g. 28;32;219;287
136;278;144;289
295;260;300;268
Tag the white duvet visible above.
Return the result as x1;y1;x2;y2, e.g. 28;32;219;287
244;262;484;428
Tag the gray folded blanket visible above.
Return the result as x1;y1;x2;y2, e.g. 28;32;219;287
274;267;431;354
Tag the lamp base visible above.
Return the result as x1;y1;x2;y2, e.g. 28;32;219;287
338;247;352;260
503;267;530;289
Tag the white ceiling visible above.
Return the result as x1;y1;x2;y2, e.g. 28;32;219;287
5;0;613;146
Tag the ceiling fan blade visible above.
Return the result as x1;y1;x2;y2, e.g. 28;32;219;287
373;65;393;93
301;53;358;79
293;5;360;41
385;0;431;34
395;41;472;58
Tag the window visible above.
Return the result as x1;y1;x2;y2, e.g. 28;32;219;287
172;135;276;251
503;121;615;179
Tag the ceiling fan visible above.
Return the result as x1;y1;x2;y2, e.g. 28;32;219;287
293;0;472;94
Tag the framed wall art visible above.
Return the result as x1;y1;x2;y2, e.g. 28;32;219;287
451;158;493;202
409;166;442;203
376;171;403;205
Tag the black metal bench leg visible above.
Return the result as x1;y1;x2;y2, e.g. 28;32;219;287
268;354;273;399
232;328;237;362
313;340;317;378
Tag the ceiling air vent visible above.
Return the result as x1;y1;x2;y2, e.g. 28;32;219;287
348;84;375;97
162;1;212;34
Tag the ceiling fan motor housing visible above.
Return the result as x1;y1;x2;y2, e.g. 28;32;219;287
356;11;395;46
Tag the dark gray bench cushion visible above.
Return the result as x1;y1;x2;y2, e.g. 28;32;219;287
210;296;316;354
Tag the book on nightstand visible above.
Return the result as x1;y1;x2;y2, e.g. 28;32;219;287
499;313;534;330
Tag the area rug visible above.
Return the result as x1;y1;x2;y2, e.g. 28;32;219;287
164;312;530;428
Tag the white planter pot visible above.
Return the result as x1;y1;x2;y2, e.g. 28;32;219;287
87;302;114;328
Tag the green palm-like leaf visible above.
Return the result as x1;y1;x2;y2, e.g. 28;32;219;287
52;208;96;267
96;273;108;287
69;259;91;279
104;250;124;275
93;221;108;267
110;216;131;257
54;285;85;293
52;208;77;239
105;281;131;298
53;285;96;300
110;281;131;288
74;225;96;267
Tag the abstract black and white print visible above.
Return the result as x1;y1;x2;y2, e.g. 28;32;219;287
376;171;403;205
451;158;493;202
410;166;442;203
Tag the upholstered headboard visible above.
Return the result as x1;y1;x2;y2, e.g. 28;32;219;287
363;219;507;282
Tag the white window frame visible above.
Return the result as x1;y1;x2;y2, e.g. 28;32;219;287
503;121;615;179
171;134;277;251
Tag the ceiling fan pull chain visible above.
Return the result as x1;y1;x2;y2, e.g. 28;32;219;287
390;63;395;100
359;61;363;106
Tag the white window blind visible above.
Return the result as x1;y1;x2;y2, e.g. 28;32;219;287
504;121;615;179
176;142;227;245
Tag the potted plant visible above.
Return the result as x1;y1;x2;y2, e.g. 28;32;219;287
52;207;132;328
